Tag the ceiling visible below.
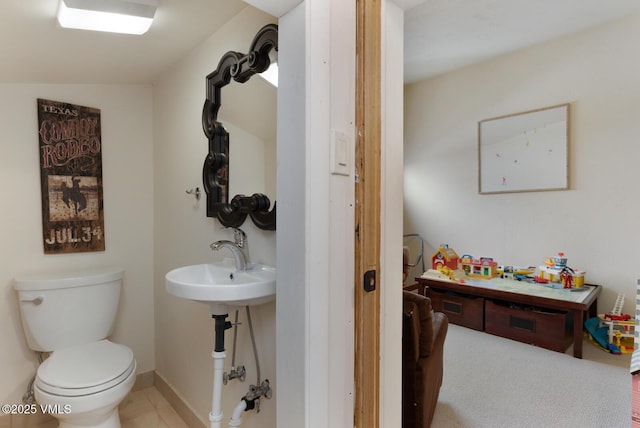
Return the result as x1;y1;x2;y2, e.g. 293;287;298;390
1;0;640;85
404;0;640;83
0;0;247;84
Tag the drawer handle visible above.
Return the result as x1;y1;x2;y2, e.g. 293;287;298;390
443;300;463;315
509;315;535;332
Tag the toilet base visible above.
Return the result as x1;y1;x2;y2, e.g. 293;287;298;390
35;357;136;428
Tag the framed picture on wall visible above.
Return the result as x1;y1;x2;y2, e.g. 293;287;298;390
478;103;569;194
37;98;106;253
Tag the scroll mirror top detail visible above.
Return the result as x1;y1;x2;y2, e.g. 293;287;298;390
478;103;569;194
202;24;277;230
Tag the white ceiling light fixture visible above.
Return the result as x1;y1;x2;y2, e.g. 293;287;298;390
57;0;157;35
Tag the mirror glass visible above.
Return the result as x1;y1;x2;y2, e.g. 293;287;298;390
217;75;276;203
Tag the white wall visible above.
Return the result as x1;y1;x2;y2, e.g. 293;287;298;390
404;12;640;315
381;2;404;426
0;84;154;404
274;4;307;427
276;1;358;426
276;1;404;426
153;6;278;427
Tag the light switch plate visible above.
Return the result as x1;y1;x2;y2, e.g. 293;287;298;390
331;129;350;176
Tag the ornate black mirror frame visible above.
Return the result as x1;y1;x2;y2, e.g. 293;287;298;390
201;24;277;230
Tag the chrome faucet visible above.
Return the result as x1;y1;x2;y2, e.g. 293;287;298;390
210;228;249;271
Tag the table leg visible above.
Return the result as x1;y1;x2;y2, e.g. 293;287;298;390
572;309;583;359
588;298;598;319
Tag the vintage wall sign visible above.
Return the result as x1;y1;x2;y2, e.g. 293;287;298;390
37;98;105;253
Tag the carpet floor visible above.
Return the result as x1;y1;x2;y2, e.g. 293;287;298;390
431;324;632;428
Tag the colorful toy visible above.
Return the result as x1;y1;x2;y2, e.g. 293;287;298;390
584;317;631;354
560;267;574;289
431;244;459;271
497;265;514;279
497;265;535;280
460;255;498;279
595;293;635;354
615;331;623;347
570;269;586;287
608;342;622;355
533;275;549;284
606;293;626;319
537;252;585;288
553;252;567;268
584;317;611;351
436;265;456;281
605;314;632;321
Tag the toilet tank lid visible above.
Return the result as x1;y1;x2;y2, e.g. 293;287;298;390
14;267;124;291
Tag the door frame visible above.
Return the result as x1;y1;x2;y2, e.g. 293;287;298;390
354;0;382;427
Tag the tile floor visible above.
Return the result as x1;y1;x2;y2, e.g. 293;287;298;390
119;386;189;428
7;386;188;428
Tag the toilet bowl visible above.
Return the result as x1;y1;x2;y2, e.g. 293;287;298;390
14;268;136;428
34;340;136;428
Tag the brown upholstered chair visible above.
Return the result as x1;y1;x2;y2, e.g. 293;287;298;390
403;290;448;427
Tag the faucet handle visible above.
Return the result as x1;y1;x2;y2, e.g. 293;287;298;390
232;228;246;247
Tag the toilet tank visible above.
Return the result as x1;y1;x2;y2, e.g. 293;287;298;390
14;267;124;352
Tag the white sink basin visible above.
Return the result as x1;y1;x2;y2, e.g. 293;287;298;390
166;260;275;315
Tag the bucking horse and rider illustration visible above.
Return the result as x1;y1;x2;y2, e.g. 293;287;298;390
60;176;87;215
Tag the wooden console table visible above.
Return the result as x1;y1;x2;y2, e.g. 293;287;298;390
415;270;602;359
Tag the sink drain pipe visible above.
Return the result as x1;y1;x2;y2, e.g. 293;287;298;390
228;399;250;427
209;314;231;428
228;382;270;427
209;308;271;428
228;307;271;427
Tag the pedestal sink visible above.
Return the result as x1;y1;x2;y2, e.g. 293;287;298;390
166;258;276;428
165;259;276;315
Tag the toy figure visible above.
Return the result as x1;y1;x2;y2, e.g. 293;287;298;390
615;331;623;348
559;266;575;289
560;270;573;289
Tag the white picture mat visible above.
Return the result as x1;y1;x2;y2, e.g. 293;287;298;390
479;104;569;194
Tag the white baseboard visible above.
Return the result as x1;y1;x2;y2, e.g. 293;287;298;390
153;371;207;428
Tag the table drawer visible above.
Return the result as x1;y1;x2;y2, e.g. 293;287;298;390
425;287;484;331
485;299;572;352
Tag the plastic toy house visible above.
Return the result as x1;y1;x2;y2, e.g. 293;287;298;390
460;256;498;279
431;244;459;270
537;266;585;286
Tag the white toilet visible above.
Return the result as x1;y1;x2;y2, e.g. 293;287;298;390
14;267;136;428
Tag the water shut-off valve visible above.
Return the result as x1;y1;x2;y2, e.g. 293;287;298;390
242;380;272;413
223;365;246;385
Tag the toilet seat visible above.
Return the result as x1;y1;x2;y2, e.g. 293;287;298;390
36;340;135;397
